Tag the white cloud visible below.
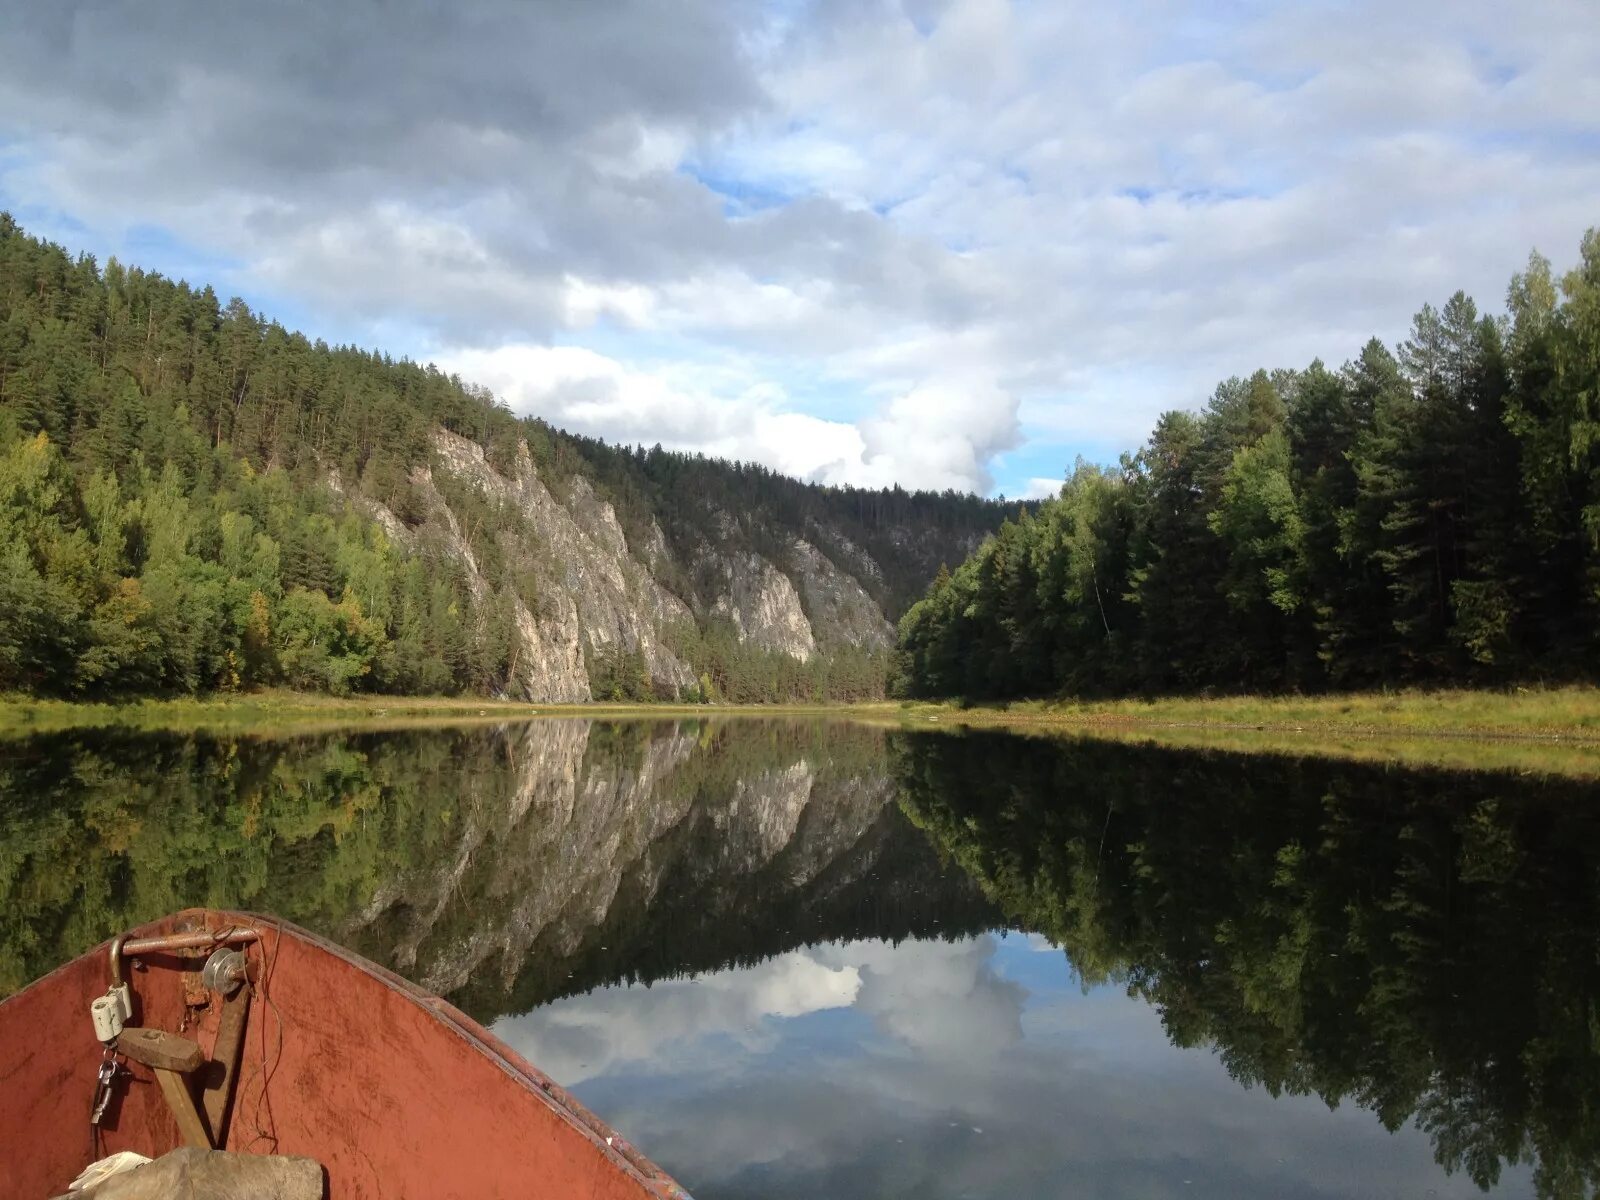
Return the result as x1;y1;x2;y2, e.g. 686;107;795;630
438;342;1021;492
1;0;1596;493
560;277;658;329
854;380;1021;492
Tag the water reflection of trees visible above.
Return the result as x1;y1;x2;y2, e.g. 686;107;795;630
0;721;994;1022
893;731;1600;1198
0;725;481;994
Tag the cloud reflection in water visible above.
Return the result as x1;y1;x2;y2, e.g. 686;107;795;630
493;933;1532;1199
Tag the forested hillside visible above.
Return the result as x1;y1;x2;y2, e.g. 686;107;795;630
0;215;1009;702
895;227;1600;700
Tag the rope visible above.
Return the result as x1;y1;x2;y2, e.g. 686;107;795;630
238;918;286;1154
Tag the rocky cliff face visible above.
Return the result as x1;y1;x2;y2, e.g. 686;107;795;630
708;549;818;661
791;538;896;653
366;429;902;700
430;432;697;700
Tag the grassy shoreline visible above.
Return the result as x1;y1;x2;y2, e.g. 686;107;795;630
896;687;1600;741
890;688;1600;778
7;686;1600;739
7;686;1600;776
0;689;889;737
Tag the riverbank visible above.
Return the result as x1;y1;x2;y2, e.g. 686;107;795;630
10;685;1600;740
8;687;1600;777
896;687;1600;740
0;690;884;738
892;688;1600;778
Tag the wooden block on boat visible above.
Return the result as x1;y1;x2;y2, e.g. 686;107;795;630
116;1027;204;1073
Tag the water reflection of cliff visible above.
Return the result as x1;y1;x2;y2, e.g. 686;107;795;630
335;719;998;1018
892;730;1600;1200
0;720;995;1018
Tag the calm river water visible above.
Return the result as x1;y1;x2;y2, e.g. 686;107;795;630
6;717;1597;1198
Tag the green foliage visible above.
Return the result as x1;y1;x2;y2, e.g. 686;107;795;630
275;588;387;695
1208;426;1305;616
0;219;527;698
664;619;887;705
896;226;1600;699
587;639;656;703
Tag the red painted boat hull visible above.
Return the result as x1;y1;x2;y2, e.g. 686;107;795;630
0;910;689;1199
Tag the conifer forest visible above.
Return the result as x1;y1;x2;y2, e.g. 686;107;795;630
894;228;1600;701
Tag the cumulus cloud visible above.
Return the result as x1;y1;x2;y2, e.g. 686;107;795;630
440;342;1021;491
852;381;1021;492
2;0;1596;493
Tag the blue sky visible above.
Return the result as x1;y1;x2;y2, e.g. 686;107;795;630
1;0;1596;498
